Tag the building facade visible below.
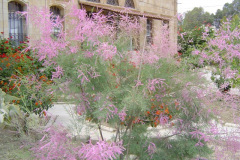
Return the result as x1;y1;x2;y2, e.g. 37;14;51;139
0;0;177;49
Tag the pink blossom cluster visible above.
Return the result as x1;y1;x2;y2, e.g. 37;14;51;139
32;126;125;160
147;142;157;159
78;140;125;160
147;78;166;93
96;42;117;61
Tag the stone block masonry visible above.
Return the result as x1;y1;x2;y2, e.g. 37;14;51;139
0;0;177;50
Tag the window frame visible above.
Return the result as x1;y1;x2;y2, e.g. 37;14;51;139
87;0;100;3
8;1;27;46
124;0;135;8
107;0;119;6
50;6;64;38
146;18;153;44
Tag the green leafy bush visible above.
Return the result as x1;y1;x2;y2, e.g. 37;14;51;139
0;88;20;124
178;25;214;58
0;34;53;115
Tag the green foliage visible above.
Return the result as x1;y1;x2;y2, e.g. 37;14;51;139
152;136;213;160
215;0;240;28
0;128;34;160
22;8;215;159
0;88;20;124
180;14;240;89
0;35;54;115
211;17;240;88
178;25;214;69
182;7;214;31
54;48;213;159
221;14;240;31
178;26;214;57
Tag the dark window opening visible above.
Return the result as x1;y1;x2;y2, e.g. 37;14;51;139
87;0;100;3
107;0;119;6
50;6;63;38
163;20;169;28
125;0;135;8
146;19;153;44
8;1;26;46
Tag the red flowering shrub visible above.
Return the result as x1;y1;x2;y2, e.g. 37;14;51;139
0;34;53;115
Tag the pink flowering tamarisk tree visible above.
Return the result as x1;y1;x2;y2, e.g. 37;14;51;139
178;14;240;159
23;3;240;160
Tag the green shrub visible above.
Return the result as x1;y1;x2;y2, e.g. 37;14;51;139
0;34;53;115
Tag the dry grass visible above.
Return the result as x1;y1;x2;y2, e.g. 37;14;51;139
0;127;34;160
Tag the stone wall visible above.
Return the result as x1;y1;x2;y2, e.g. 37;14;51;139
0;0;177;50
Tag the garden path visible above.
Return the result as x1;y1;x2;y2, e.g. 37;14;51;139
47;103;116;141
47;102;240;142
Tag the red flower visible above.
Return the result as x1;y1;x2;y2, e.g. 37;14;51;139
43;110;47;116
5;41;9;44
1;53;7;58
0;32;3;34
156;110;161;115
164;108;169;114
111;64;115;68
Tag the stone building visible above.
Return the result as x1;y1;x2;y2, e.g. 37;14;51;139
0;0;177;49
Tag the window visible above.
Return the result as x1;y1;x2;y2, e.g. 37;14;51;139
146;19;153;44
8;1;26;46
125;0;135;8
87;0;100;2
50;6;63;38
163;20;169;27
107;0;119;6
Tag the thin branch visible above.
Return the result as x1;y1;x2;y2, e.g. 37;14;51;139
98;124;104;141
123;117;134;137
136;36;147;84
115;123;120;142
126;123;133;159
160;133;182;140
